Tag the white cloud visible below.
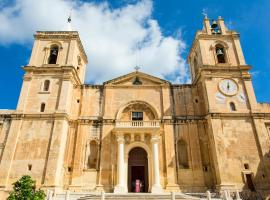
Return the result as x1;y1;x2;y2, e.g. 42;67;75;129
0;0;189;83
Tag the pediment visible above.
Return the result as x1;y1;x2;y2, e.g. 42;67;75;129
104;71;170;86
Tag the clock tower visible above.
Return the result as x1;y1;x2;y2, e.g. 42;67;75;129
188;16;258;114
188;17;270;191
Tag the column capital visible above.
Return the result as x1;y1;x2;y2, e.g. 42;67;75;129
116;135;125;143
151;135;160;144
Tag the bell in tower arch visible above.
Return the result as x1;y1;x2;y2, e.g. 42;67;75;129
216;47;226;63
48;46;59;64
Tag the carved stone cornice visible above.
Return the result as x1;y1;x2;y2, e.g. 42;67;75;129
23;65;82;85
196;32;239;40
200;64;251;71
207;112;270;119
82;84;103;89
171;84;193;88
9;112;70;120
195;65;252;80
0;114;12;119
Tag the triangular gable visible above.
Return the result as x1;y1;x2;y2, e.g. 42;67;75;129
103;71;171;86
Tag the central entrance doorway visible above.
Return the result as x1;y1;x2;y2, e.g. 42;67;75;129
128;147;149;192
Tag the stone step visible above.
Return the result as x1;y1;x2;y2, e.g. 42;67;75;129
78;193;201;200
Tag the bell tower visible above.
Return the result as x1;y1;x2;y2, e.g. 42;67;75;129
188;16;247;81
28;31;87;82
188;16;258;113
17;31;88;113
0;31;88;189
187;17;270;192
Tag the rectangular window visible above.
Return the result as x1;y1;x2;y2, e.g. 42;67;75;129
132;112;143;121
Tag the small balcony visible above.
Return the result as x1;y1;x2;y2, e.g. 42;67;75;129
115;120;160;129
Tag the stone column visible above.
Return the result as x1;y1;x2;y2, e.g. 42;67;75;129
114;135;127;193
151;135;163;193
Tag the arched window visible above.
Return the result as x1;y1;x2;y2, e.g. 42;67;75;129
48;45;59;64
229;102;236;111
87;140;98;169
215;45;226;63
43;80;50;91
177;139;189;169
40;103;46;112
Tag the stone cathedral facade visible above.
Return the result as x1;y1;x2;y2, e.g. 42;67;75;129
0;17;270;198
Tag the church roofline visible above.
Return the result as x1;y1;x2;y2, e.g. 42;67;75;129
103;71;171;85
81;83;193;88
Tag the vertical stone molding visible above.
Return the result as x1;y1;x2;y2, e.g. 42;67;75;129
151;135;163;193
114;135;127;193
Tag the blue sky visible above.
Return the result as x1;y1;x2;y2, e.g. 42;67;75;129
0;0;269;109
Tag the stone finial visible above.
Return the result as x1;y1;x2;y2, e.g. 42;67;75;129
217;16;227;34
203;17;211;34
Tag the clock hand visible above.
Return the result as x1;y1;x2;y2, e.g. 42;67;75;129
227;82;230;91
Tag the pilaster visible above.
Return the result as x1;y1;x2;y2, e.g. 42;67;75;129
43;119;69;188
163;125;180;192
0;119;22;187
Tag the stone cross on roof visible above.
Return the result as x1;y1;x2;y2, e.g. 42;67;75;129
134;66;140;72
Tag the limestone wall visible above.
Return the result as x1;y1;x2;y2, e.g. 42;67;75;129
7;119;54;186
0;115;12;163
172;85;206;116
209;117;270;190
258;103;270;113
174;122;213;192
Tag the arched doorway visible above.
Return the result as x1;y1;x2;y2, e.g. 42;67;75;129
128;147;149;192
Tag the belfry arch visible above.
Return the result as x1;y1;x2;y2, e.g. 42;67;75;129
115;101;160;121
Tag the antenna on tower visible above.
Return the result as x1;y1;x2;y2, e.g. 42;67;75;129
67;9;72;31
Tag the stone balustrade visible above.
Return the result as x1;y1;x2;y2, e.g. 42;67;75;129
115;120;160;128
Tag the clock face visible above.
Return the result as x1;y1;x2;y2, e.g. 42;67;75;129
218;79;238;96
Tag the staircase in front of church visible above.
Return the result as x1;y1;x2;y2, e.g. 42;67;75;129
77;193;202;200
